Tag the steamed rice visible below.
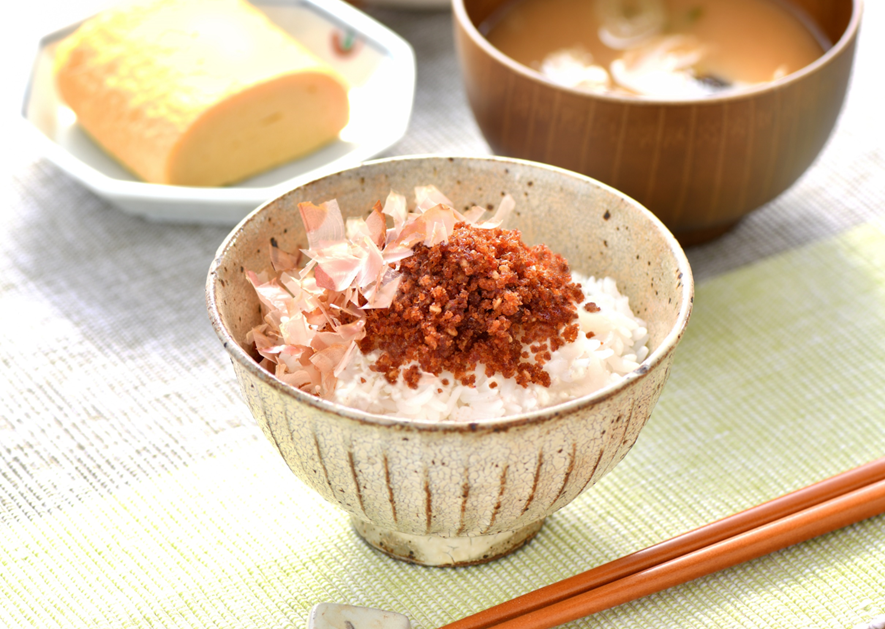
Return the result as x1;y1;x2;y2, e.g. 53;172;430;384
333;273;648;421
245;186;651;422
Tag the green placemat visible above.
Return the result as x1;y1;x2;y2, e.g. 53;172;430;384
3;222;885;629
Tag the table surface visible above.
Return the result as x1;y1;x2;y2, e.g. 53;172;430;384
3;2;885;628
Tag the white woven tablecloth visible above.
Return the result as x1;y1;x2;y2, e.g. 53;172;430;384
3;2;885;628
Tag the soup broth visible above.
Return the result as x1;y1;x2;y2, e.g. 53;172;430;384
483;0;827;98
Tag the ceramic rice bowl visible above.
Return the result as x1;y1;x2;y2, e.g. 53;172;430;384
206;155;693;566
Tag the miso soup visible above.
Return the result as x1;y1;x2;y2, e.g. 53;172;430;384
483;0;828;98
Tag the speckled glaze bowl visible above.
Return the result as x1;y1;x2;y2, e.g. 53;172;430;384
453;0;862;245
206;156;693;566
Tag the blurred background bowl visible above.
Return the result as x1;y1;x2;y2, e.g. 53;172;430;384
207;155;693;566
22;0;416;224
453;0;862;245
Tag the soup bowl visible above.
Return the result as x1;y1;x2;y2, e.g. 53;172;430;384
206;155;693;565
453;0;862;245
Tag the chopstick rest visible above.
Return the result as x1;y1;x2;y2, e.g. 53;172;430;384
309;603;411;629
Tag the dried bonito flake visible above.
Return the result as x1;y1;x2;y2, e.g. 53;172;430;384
246;186;515;399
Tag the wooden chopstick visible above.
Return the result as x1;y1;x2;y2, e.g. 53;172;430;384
491;477;885;629
441;457;885;629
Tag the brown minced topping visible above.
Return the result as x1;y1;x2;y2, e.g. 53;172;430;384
357;222;585;389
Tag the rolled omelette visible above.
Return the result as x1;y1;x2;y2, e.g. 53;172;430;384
54;0;350;187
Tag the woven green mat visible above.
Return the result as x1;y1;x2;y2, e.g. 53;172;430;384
3;222;884;629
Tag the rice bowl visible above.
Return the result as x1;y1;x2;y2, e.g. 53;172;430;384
207;155;693;565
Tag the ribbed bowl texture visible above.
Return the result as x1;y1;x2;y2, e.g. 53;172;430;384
207;156;693;564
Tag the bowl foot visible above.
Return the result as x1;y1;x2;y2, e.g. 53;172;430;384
351;518;545;566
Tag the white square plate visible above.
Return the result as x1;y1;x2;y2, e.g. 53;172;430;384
21;0;416;224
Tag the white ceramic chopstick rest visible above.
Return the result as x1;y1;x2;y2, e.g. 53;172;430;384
308;603;412;629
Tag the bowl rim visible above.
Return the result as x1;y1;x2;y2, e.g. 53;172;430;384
206;154;694;433
452;0;863;105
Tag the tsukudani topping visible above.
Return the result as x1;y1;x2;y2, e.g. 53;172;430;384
358;223;585;388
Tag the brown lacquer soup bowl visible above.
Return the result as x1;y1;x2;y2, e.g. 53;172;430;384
206;156;693;565
453;0;862;245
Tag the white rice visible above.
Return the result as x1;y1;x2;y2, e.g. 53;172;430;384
333;273;649;422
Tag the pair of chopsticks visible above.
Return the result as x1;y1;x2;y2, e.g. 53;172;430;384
441;457;885;629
